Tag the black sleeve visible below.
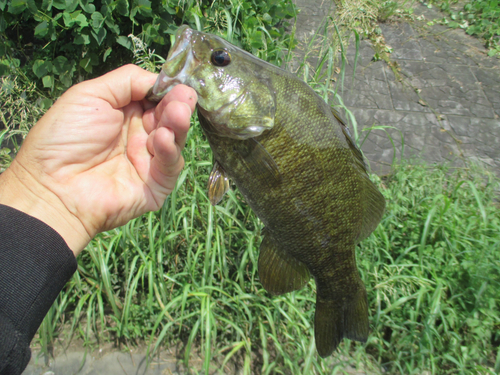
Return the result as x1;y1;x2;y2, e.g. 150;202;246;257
0;204;77;375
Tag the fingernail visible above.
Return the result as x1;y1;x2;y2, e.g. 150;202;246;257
182;102;192;117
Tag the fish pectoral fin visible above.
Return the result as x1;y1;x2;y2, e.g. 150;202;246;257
208;161;230;206
235;138;282;188
314;286;369;357
258;233;310;295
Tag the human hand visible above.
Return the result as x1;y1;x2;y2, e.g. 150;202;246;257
0;64;197;255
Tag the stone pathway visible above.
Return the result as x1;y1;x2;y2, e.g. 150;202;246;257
24;350;178;375
22;1;500;375
293;0;500;176
345;4;498;174
24;345;197;375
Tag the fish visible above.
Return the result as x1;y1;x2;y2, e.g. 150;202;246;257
147;25;386;357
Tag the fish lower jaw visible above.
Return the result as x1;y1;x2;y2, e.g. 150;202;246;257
227;125;268;140
203;122;269;140
150;75;182;98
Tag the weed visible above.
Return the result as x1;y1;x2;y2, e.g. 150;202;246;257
426;0;500;56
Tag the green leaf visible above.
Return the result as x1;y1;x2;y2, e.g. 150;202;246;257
105;19;120;34
7;0;28;14
77;53;98;76
488;48;499;57
65;0;78;12
79;0;95;13
74;33;90;44
79;56;93;72
59;72;73;87
42;75;54;89
115;0;129;16
103;47;112;62
42;0;52;11
0;0;7;11
163;4;176;14
100;4;110;16
449;21;459;28
52;56;70;74
262;13;272;23
91;11;104;31
62;11;72;26
91;27;107;46
26;0;37;14
136;0;152;16
63;10;88;29
34;20;49;37
38;98;54;110
116;35;132;49
52;0;65;10
0;14;7;32
32;59;53;78
10;58;20;68
74;13;88;28
249;30;263;49
0;61;10;76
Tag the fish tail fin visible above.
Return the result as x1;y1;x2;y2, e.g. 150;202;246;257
314;286;369;357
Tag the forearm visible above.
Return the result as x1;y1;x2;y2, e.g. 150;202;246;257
0;162;91;255
0;204;77;375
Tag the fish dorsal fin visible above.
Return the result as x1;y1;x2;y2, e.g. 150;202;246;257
330;109;386;241
208;161;230;206
331;108;367;172
234;138;282;188
357;173;386;242
258;231;310;295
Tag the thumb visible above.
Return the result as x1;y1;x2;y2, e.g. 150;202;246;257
75;64;157;109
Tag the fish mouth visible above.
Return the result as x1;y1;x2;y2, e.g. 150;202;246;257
147;26;197;102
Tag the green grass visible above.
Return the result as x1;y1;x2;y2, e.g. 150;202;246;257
31;122;500;374
362;163;500;373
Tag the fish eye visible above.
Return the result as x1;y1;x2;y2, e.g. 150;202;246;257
211;49;231;67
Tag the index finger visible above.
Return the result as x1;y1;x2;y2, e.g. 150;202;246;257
154;85;198;123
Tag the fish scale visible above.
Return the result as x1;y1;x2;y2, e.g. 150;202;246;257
148;25;386;357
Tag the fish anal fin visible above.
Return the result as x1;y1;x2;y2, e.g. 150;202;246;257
314;286;369;357
208;161;230;206
258;233;310;295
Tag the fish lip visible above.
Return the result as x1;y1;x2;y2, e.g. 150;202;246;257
149;69;181;99
149;27;198;99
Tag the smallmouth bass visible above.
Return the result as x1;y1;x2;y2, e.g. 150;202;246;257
148;26;386;357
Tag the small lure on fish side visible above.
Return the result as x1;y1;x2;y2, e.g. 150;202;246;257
147;25;386;357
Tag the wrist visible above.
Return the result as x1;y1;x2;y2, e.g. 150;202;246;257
0;161;91;255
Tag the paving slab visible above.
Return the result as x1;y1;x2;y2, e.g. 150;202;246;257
346;5;499;174
291;0;500;175
24;348;185;375
380;22;424;61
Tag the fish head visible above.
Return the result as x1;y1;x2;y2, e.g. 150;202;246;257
149;25;276;140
